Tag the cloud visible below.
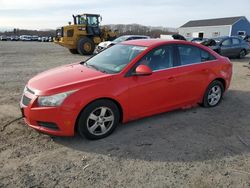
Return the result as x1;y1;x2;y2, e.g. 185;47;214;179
0;0;250;29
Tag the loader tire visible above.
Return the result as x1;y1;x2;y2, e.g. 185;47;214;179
77;37;95;55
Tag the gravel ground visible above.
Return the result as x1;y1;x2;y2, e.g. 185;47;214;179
0;41;250;188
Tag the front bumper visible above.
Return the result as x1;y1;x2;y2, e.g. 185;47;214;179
20;88;76;136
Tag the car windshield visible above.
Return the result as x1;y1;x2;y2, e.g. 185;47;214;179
113;36;130;43
83;44;147;74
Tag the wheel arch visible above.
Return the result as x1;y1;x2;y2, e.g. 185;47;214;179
213;78;226;90
200;77;226;104
74;97;124;132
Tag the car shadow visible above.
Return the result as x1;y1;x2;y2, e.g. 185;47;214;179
230;55;250;63
54;89;250;162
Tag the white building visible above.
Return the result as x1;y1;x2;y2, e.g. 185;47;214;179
178;16;250;39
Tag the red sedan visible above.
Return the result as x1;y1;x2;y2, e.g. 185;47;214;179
20;39;232;139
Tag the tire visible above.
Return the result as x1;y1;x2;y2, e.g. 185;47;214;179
77;37;95;55
238;49;246;59
202;80;224;108
77;100;120;140
69;49;79;54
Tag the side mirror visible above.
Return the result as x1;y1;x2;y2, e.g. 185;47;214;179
133;65;152;76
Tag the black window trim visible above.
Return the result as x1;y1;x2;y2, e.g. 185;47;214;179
124;44;217;77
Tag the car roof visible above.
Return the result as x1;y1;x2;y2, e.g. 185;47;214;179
121;39;197;47
119;35;150;38
213;36;243;41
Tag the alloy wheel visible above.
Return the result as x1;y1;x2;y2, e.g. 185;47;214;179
207;85;222;106
86;107;114;136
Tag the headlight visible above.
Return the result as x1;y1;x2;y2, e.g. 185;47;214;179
37;90;76;107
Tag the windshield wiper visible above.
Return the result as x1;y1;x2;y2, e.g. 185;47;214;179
84;62;98;70
84;63;108;74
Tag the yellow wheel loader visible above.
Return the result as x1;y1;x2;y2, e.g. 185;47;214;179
54;14;117;55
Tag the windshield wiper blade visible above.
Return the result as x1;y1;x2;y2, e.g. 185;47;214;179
84;63;108;73
84;62;98;70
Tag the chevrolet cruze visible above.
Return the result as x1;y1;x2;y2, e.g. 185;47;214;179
20;39;232;139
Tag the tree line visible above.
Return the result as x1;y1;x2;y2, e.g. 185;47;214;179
0;24;177;38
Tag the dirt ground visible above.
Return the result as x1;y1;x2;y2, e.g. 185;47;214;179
0;41;250;188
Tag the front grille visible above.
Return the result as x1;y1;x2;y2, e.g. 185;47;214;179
22;95;31;106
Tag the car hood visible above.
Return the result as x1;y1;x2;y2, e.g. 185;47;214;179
28;63;110;95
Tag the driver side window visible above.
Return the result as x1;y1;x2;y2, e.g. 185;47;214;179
137;46;174;71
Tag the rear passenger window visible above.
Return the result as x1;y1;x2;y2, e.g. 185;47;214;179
232;38;240;45
178;45;201;65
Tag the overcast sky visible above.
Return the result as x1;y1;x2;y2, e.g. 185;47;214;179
0;0;250;30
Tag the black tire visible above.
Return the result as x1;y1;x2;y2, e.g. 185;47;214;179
77;37;95;55
77;100;120;140
238;49;246;59
202;80;224;108
69;49;79;54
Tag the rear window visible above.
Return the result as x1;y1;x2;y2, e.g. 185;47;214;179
232;38;240;45
177;45;216;65
178;45;201;65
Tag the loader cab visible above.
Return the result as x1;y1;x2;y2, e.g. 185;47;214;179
73;14;101;36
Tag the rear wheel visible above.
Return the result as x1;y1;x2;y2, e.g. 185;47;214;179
202;80;224;107
77;100;120;140
238;49;246;59
69;49;79;54
77;37;95;55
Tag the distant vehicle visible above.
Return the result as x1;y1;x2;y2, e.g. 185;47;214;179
54;13;118;55
243;35;250;45
160;34;186;41
38;37;47;42
205;36;250;58
31;35;39;41
10;36;19;41
0;35;7;41
48;37;54;42
191;37;208;44
20;35;32;41
94;35;150;54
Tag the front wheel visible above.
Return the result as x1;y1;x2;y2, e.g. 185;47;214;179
202;80;224;107
77;100;120;140
77;37;95;55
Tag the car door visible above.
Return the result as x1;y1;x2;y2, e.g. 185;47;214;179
172;44;214;104
220;38;233;57
126;45;180;118
231;38;242;56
